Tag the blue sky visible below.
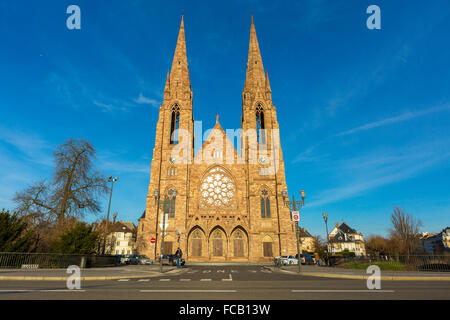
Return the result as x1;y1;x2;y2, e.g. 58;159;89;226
0;1;449;239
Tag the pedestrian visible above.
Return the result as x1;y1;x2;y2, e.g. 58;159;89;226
175;247;183;268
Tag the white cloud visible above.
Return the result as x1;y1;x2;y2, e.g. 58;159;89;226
306;142;450;208
133;93;159;108
336;103;450;137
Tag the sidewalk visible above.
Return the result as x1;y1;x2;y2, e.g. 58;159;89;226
268;265;450;281
0;265;184;281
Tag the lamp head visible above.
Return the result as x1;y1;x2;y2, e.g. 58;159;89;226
153;190;159;199
281;190;287;198
300;190;305;200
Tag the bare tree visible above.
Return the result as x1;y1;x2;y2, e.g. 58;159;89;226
389;207;422;255
14;139;108;232
366;235;390;255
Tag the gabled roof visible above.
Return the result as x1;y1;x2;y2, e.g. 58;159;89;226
193;116;242;163
109;221;135;234
299;227;313;238
339;222;357;234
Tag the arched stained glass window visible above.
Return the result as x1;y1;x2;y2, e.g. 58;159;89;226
256;104;266;144
170;104;180;144
260;189;270;218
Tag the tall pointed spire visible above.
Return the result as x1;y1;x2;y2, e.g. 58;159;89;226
164;69;170;93
245;15;266;89
169;15;191;90
265;70;271;92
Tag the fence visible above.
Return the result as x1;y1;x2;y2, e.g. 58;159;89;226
0;252;118;269
327;254;450;272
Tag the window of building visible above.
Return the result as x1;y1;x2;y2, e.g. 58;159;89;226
163;189;176;218
260;190;270;218
256;104;266;144
170;104;180;144
200;167;236;208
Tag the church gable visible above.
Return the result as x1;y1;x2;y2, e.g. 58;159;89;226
194;117;243;165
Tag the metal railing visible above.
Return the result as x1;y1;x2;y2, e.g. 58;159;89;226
327;254;450;272
0;252;118;269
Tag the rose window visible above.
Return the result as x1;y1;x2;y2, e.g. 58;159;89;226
200;167;236;207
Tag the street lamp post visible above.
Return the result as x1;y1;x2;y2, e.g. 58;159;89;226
322;212;330;266
103;176;118;255
282;190;306;274
154;189;177;273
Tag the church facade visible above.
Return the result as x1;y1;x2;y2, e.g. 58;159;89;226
136;16;297;262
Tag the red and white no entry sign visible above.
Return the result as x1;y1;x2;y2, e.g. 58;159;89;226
150;238;156;244
292;211;300;222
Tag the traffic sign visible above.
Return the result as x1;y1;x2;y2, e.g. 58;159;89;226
150;238;156;244
291;211;300;222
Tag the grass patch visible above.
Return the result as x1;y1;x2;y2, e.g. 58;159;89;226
344;261;407;271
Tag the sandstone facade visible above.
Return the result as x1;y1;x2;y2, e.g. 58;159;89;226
136;16;297;262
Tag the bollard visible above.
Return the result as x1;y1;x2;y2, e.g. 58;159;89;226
80;257;86;269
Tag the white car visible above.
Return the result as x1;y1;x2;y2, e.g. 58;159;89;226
279;255;298;265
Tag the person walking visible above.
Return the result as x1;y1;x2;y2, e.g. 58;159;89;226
175;247;183;268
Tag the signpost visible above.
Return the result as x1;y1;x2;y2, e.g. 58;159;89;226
159;213;169;273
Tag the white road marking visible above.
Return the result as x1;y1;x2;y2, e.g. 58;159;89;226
230;270;238;273
138;279;150;282
217;270;225;273
180;279;191;281
0;289;85;293
249;270;257;273
200;279;212;281
118;279;129;281
202;270;211;273
159;279;171;281
291;290;395;293
222;273;233;281
140;290;237;293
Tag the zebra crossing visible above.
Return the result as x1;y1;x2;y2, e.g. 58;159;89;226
116;268;272;282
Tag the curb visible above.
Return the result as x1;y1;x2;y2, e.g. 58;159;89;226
0;267;184;281
271;267;450;281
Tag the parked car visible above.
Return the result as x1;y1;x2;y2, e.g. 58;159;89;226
301;254;315;265
115;255;124;265
159;254;185;266
277;255;298;265
126;254;141;265
121;254;132;264
294;254;308;265
138;255;153;265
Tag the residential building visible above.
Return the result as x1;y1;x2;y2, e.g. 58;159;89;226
298;228;315;253
328;222;366;256
420;227;450;253
106;221;137;255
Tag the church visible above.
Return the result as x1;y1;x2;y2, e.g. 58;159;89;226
136;16;297;262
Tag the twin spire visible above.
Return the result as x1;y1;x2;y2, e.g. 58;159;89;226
245;15;268;90
165;16;270;95
165;16;191;93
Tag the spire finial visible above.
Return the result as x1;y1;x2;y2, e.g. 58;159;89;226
169;14;190;89
216;113;219;123
245;14;266;89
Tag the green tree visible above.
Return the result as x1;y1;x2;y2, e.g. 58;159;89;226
51;222;99;254
0;209;35;252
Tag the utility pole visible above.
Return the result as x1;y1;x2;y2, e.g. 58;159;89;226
282;190;306;274
103;176;118;255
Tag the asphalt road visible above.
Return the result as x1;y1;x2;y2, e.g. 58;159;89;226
0;265;449;300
